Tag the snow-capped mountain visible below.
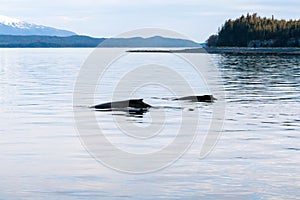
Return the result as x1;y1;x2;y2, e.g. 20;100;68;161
0;15;76;36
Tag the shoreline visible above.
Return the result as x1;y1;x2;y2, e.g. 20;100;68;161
203;47;300;55
1;47;300;55
128;47;300;55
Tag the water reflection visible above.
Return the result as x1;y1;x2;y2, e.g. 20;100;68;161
216;55;300;105
95;107;149;118
1;49;300;199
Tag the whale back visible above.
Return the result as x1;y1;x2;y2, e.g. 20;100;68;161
174;95;216;102
93;98;151;109
196;95;216;102
128;99;152;108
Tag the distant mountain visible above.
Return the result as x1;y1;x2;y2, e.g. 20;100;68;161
0;35;104;47
0;35;201;48
0;15;76;36
101;36;201;47
0;15;201;47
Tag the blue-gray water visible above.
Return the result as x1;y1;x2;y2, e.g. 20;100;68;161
0;49;299;199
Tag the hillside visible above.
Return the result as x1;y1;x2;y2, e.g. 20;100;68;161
0;35;201;48
101;36;201;47
0;35;104;47
206;13;300;47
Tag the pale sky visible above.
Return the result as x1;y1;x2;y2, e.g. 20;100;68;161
0;0;299;42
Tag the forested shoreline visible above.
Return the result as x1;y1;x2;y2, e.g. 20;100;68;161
207;14;300;47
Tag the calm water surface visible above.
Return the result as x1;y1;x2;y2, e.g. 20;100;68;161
0;48;299;199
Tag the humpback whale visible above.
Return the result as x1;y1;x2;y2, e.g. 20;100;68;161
92;99;152;109
173;95;216;102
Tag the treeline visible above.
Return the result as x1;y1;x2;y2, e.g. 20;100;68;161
207;13;300;47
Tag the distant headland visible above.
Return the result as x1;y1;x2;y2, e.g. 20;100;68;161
206;13;300;48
